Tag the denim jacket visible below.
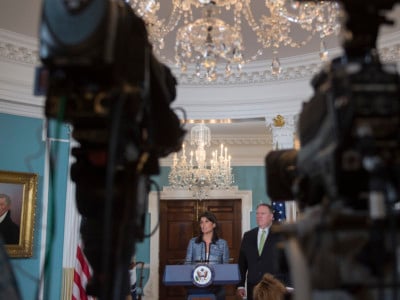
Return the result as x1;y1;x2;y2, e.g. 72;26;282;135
185;237;230;264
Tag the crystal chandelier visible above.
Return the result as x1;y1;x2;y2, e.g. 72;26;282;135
175;2;244;81
168;122;234;200
129;0;342;79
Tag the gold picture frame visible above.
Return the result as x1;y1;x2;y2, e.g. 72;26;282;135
0;170;38;258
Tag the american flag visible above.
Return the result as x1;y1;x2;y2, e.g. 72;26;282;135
72;242;95;300
130;263;137;300
272;201;286;222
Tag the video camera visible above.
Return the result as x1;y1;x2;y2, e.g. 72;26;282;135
266;1;400;299
37;0;185;299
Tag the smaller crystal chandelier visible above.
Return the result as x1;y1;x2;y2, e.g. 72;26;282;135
168;122;234;200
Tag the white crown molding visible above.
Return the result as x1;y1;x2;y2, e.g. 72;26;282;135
0;29;44;118
173;53;328;87
174;31;400;86
173;77;313;120
1;28;400;121
0;29;39;65
168;134;271;148
1;29;400;80
211;135;269;146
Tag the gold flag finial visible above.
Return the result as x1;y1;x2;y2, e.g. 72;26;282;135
273;115;285;127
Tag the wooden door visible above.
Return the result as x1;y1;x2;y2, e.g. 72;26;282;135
159;199;242;300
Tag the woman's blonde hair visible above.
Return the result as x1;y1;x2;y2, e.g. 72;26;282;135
253;273;287;300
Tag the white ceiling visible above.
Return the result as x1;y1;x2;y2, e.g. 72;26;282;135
0;0;42;38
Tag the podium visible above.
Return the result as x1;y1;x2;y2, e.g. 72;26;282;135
163;264;241;300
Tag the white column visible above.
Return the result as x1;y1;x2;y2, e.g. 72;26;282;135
265;114;299;222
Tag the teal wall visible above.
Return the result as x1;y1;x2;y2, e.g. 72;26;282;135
234;165;271;228
0;113;70;300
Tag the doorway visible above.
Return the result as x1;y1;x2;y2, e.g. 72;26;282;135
159;199;242;300
146;189;252;300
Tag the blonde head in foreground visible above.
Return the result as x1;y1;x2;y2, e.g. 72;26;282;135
253;273;287;300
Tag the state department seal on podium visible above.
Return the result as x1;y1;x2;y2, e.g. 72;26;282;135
192;264;215;287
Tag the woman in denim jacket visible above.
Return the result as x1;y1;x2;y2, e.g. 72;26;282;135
185;211;230;299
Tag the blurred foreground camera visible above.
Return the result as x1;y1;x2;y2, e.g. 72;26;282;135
269;55;400;210
266;1;400;299
266;0;400;211
37;0;185;299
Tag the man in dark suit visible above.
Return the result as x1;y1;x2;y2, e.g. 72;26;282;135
237;203;289;300
0;194;20;244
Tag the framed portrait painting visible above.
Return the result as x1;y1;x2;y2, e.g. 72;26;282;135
0;170;38;258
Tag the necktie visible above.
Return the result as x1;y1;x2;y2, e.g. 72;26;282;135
258;230;266;255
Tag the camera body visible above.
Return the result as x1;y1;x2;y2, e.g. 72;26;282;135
38;1;185;299
266;1;400;298
296;56;400;210
267;0;400;210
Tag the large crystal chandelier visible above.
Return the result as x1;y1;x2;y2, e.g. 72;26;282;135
168;122;234;200
175;2;244;81
129;0;342;79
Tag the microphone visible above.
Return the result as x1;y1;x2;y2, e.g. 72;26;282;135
202;241;206;263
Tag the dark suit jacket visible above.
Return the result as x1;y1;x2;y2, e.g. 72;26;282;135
0;212;20;244
238;226;289;287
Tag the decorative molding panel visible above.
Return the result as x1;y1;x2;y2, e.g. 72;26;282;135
0;40;39;65
0;29;39;65
174;31;400;86
0;29;44;118
2;29;400;164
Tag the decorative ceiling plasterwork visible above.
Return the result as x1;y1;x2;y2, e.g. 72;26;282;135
174;61;324;86
2;28;400;161
2;29;400;87
0;30;39;65
211;136;270;146
0;41;38;65
175;31;400;86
